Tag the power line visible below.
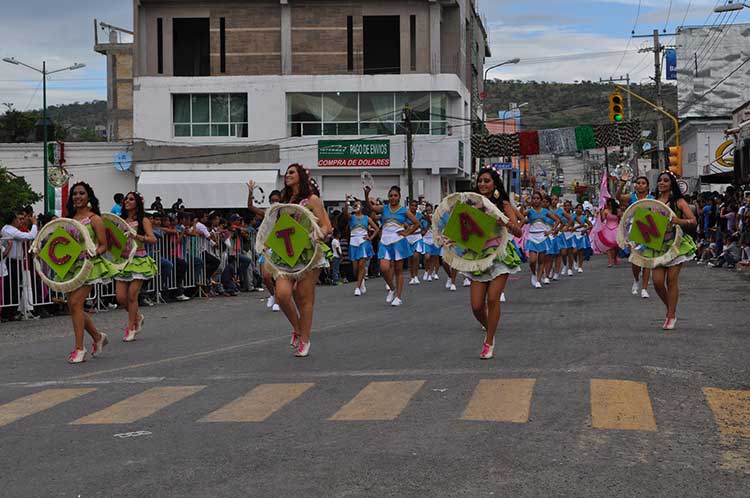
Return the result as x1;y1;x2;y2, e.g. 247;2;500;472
611;0;643;77
664;0;674;32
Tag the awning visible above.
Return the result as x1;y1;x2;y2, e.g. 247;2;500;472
699;171;734;184
137;170;279;209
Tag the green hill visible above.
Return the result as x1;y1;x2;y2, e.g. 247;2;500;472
0;100;107;142
483;80;678;141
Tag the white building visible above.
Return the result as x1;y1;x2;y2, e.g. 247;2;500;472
130;0;490;209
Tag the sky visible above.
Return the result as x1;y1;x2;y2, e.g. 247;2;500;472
0;0;745;111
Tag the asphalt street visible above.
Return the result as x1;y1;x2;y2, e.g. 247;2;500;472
0;258;748;498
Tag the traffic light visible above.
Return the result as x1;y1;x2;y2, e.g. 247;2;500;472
609;92;625;122
668;145;683;177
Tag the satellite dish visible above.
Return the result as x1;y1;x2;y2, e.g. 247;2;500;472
114;151;132;172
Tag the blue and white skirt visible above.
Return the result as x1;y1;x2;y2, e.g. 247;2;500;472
574;234;591;250
525;232;549;254
546;235;561;255
349;240;375;261
423;242;441;256
408;238;424;255
378;238;414;261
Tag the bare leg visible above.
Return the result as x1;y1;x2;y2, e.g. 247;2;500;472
293;269;321;344
484;275;508;346
528;252;538;276
356;260;367;289
470;281;489;330
409;252;420;279
631;263;641;282
651;267;668;308
641;267;651;290
554;253;563;274
68;285;98;350
274;277;301;334
543;252;553;278
665;265;682;319
380;259;394;290
127;280;144;330
394;260;406;298
262;265;275;296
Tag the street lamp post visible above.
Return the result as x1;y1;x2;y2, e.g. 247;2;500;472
2;57;86;214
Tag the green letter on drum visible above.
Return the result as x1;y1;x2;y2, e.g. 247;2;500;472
443;202;496;253
629;207;669;251
39;226;84;279
266;213;311;267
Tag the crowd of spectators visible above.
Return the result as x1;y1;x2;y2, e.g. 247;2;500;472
692;187;750;270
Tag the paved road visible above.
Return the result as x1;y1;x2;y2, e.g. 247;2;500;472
0;259;748;497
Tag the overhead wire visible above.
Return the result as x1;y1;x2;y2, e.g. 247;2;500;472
611;0;642;77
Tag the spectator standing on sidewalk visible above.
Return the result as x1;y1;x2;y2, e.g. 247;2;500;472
1;210;38;321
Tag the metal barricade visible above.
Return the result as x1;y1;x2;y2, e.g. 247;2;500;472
1;226;259;320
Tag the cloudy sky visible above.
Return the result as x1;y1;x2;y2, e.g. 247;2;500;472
0;0;745;110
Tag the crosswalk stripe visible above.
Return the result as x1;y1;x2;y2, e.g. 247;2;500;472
703;388;750;438
70;386;205;425
461;379;536;423
590;379;657;431
200;383;314;423
329;381;425;421
0;389;96;428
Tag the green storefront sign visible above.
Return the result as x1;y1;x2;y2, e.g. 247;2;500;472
318;140;391;167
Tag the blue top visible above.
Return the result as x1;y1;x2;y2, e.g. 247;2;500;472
630;193;655;204
381;204;408;227
405;211;422;228
574;214;588;228
349;214;369;231
420;218;430;231
111;204;122;216
528;208;553;226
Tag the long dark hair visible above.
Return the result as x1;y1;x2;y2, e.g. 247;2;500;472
475;167;510;209
657;171;683;212
606;197;619;213
65;182;101;217
280;164;313;204
124;191;146;236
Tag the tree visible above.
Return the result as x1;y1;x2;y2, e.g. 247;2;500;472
0;104;39;143
0;164;41;219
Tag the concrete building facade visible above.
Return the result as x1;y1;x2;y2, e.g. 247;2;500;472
130;0;489;209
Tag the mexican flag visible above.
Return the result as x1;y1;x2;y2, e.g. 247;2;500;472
47;181;69;217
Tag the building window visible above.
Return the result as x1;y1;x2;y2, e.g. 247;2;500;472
173;18;210;76
363;16;401;75
173;93;248;137
288;92;449;137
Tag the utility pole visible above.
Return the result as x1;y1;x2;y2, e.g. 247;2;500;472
403;105;414;202
653;29;665;170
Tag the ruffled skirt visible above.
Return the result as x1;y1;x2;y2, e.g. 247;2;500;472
116;255;157;282
460;241;523;282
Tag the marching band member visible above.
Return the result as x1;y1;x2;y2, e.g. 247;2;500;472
464;167;523;359
522;192;558;288
616;173;654;298
651;172;697;330
421;203;441;281
406;199;425;285
365;185;420;306
572;203;592;273
344;197;379;296
274;164;333;357
116;192;157;342
247;181;283;311
62;182;119;363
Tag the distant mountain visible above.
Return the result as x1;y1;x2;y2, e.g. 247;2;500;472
483;80;678;141
0;100;107;143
